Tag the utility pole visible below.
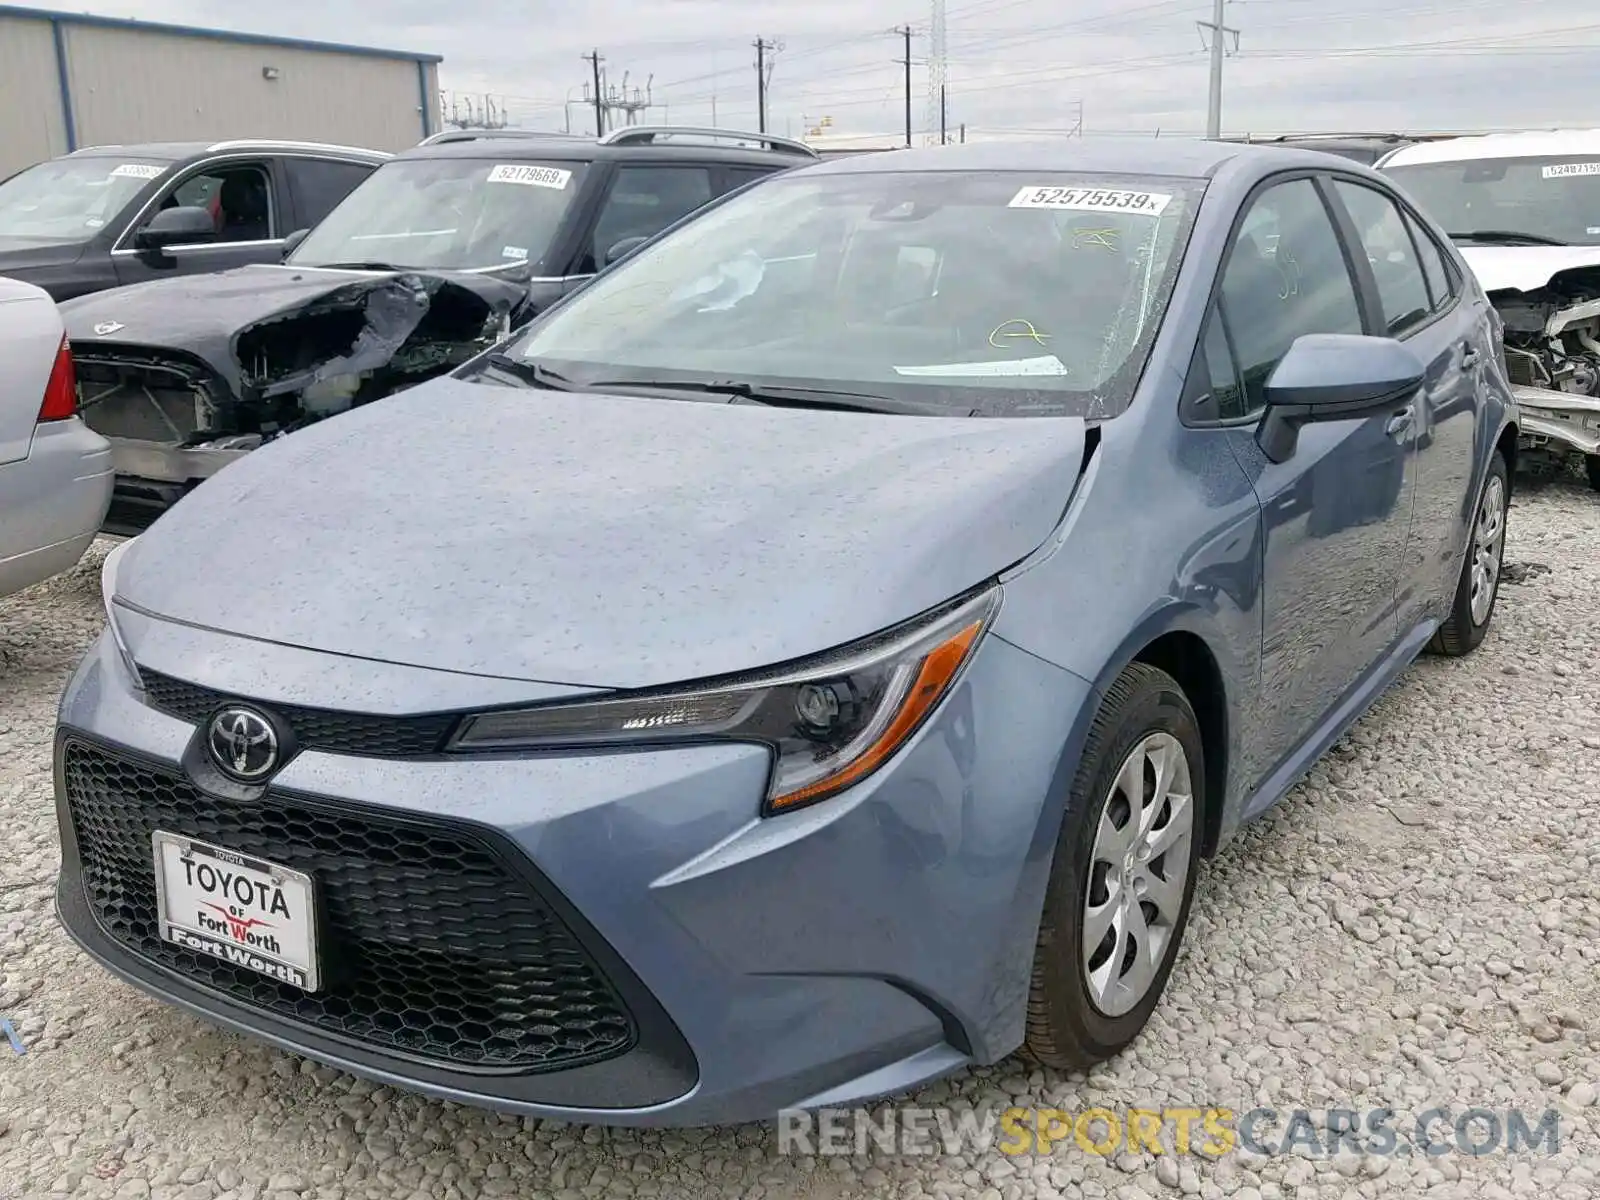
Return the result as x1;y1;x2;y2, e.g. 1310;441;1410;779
940;85;947;145
924;0;947;147
753;37;778;133
960;122;965;144
1197;0;1239;140
897;25;913;147
584;49;605;136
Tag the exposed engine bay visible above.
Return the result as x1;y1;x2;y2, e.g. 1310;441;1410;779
1488;268;1600;491
67;269;527;533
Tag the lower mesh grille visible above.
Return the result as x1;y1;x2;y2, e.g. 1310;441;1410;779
62;740;637;1071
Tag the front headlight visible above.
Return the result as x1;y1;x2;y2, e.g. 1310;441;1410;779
450;585;1000;814
101;538;144;690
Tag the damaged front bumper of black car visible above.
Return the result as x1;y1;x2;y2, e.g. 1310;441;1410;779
73;270;525;536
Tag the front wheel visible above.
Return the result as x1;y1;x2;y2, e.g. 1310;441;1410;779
1020;663;1204;1071
1586;454;1600;493
1427;449;1508;657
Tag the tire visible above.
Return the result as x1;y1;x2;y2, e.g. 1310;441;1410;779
1427;450;1508;657
1586;454;1600;493
1020;662;1205;1071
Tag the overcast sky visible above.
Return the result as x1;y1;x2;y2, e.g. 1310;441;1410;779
30;0;1600;141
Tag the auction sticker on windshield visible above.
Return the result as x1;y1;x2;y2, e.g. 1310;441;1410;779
487;163;573;189
1008;186;1171;215
1542;163;1600;179
152;831;321;991
110;163;165;180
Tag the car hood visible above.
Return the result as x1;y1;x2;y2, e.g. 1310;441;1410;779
0;239;86;272
114;380;1087;690
60;263;527;394
1456;245;1600;295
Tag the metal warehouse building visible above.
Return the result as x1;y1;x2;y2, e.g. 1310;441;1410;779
0;5;441;178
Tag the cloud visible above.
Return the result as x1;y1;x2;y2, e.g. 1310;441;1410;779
24;0;1600;140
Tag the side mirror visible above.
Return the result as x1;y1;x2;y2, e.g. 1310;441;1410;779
603;235;650;266
1256;333;1425;463
281;227;310;259
134;205;217;252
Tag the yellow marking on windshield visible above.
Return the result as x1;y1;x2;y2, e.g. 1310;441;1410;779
989;319;1052;349
1072;227;1120;251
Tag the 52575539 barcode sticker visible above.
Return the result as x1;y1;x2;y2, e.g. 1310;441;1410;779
487;163;573;189
1008;185;1172;215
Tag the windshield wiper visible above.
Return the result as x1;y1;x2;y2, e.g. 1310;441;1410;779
478;352;583;391
1446;230;1569;247
580;377;942;415
300;260;407;272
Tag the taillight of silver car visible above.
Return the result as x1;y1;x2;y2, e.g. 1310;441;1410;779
37;335;78;422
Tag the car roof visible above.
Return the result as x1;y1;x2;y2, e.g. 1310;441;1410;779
1380;129;1600;167
65;140;391;164
402;126;817;168
787;136;1350;180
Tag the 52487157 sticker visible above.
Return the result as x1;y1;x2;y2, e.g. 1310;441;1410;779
1542;162;1600;180
487;163;573;189
1008;185;1172;216
110;163;166;180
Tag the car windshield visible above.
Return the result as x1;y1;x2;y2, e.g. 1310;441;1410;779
1383;154;1600;246
503;168;1204;419
0;156;168;245
289;156;590;272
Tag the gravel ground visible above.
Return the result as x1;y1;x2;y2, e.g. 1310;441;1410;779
2;476;1599;1200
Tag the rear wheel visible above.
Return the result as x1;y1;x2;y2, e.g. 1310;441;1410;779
1427;450;1508;657
1020;663;1204;1070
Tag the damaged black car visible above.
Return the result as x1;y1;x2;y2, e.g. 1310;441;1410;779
61;126;815;533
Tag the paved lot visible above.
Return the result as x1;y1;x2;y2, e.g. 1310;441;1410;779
2;477;1598;1200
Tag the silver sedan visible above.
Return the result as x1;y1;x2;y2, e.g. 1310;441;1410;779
0;276;113;598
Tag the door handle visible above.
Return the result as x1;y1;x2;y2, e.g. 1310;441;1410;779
1461;343;1481;367
1386;408;1414;437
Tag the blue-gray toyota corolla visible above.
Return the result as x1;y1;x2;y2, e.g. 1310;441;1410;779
54;138;1517;1127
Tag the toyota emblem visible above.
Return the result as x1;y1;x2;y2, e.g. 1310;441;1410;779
206;706;280;781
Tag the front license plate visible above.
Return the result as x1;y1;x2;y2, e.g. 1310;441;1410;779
152;831;321;992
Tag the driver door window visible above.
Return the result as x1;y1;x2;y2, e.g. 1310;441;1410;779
1219;177;1364;415
585;166;713;273
143;162;277;246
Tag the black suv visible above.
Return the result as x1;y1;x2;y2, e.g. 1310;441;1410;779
58;125;816;535
0;140;389;301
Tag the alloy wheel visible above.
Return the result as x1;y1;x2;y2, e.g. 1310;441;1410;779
1081;731;1195;1017
1470;474;1506;626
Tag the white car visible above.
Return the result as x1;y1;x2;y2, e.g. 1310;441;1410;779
0;277;114;599
1380;130;1600;489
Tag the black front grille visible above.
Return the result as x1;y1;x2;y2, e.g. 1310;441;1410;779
140;670;458;757
62;741;637;1071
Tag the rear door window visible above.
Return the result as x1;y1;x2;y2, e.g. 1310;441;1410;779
585;166;715;272
286;158;379;229
1332;179;1433;336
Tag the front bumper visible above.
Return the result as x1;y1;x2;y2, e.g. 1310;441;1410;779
52;611;1092;1126
1512;384;1600;458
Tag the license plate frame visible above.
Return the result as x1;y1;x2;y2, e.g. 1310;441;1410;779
151;831;322;992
